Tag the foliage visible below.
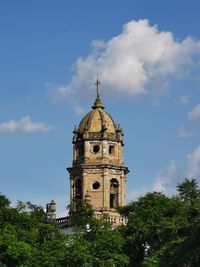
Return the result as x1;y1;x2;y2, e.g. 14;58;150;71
119;178;200;267
177;178;200;204
1;178;200;266
119;192;185;266
65;218;129;267
69;198;94;228
159;178;200;266
68;200;129;266
0;195;128;266
0;194;67;266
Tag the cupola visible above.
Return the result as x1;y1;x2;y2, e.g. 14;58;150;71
73;80;124;145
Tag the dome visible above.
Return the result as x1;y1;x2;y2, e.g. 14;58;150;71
72;93;124;144
78;96;117;135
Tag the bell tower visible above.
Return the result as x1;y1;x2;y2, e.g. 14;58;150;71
67;80;129;225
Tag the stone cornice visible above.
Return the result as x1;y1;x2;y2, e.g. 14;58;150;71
67;164;129;174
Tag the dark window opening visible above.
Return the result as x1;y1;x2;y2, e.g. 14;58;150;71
93;145;100;153
78;144;84;157
110;194;115;208
110;179;119;208
92;181;100;190
109;145;115;154
75;179;82;199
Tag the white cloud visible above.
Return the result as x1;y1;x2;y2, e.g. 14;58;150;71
74;106;85;115
153;145;200;195
177;102;200;140
0;116;53;133
186;145;200;178
177;125;193;139
53;19;200;102
188;103;200;121
153;161;179;195
126;188;148;202
180;95;189;105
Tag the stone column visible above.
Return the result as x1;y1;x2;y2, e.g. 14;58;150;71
103;168;109;209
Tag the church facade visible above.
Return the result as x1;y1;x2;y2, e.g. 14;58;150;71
67;81;129;226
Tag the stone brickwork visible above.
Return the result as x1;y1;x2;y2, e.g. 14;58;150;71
67;92;129;225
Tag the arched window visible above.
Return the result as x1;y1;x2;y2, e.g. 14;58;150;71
77;143;84;157
110;178;119;208
109;145;115;155
75;179;82;199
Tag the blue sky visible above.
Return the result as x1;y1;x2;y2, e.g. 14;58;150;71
1;0;200;216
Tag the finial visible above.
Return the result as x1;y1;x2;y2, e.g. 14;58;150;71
92;78;104;109
73;125;78;134
95;77;101;98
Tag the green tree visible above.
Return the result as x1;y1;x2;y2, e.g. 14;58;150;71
177;178;200;204
67;201;129;266
119;179;200;267
65;218;129;267
2;179;200;267
69;198;94;228
159;179;200;266
119;192;186;267
0;194;128;267
0;194;67;267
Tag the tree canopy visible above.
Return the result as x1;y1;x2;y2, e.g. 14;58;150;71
1;178;200;266
119;178;200;266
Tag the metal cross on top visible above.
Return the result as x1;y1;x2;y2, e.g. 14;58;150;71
95;78;101;98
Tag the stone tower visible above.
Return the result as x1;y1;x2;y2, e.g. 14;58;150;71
67;81;129;226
